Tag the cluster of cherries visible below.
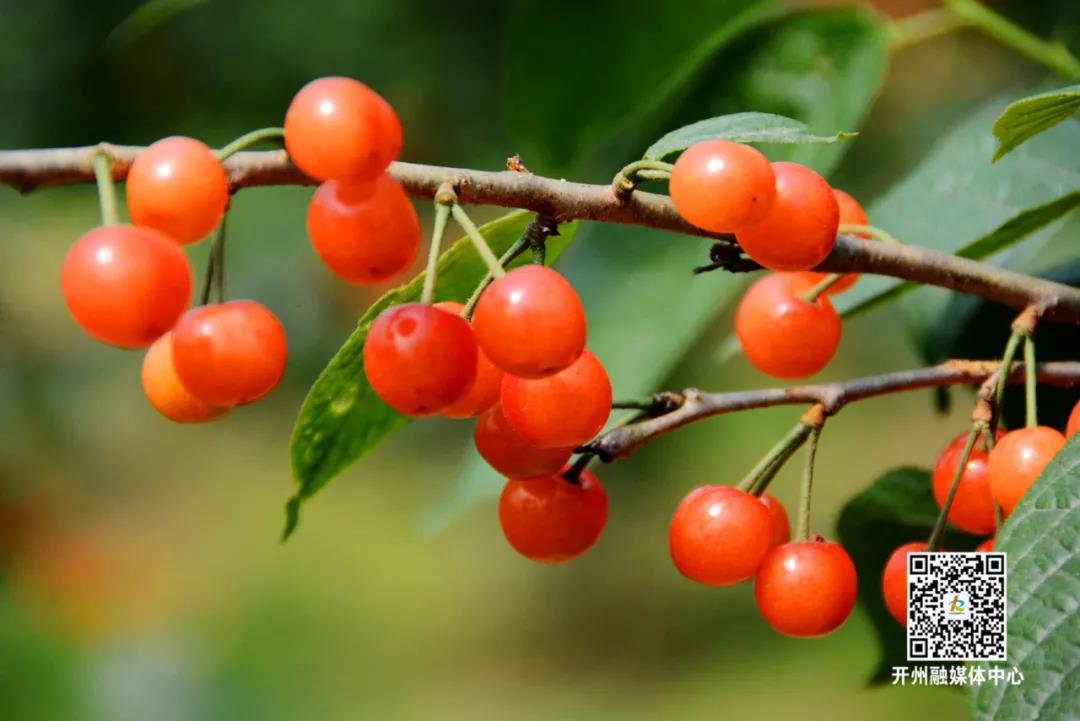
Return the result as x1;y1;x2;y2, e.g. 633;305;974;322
883;402;1078;626
669;139;868;379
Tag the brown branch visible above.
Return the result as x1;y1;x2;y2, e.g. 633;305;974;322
2;144;1080;321
583;360;1080;461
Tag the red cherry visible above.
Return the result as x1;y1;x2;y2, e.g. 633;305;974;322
284;77;401;182
669;140;776;232
931;432;997;535
474;404;573;478
363;303;477;416
499;468;608;563
882;542;925;626
759;493;791;548
794;188;867;294
988;426;1066;514
471;265;587;378
141;332;229;423
171;300;288;406
306;174;420;285
1066;398;1079;437
500;349;611;448
61;225;191;348
755;539;857;637
434;302;503;418
668;485;774;586
126;136;229;245
734;273;841;379
975;538;995;553
736;162;839;271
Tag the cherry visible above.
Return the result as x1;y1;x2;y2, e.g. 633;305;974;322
363;303;477;416
474;404;573;478
759;493;791;548
435;302;502;418
471;265;586;378
988;426;1066;514
931;431;1000;535
734;273;841;379
669;140;776;232
306;174;420;285
141;332;228;423
668;485;774;586
736;162;839;271
61;225;191;348
499;468;608;563
1067;398;1079;437
755;539;857;637
284;77;402;182
500;349;611;448
171;300;288;406
882;542;924;626
126;136;229;245
794;188;868;295
975;538;995;552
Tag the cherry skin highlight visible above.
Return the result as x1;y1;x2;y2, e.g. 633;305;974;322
669;140;776;232
759;493;791;548
434;302;502;419
931;431;998;535
734;273;841;379
500;349;611;449
795;188;868;294
498;468;608;563
474;404;573;478
363;303;477;416
171;300;288;406
882;542;925;626
668;485;774;586
988;426;1066;514
141;332;229;423
306;174;420;285
284;76;401;182
471;265;587;378
755;539;857;637
126;136;229;244
736;162;839;271
61;225;191;348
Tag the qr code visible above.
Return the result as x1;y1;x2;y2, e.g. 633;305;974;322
907;552;1006;661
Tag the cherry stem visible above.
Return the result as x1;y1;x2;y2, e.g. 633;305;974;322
199;217;228;305
736;421;812;494
801;273;845;303
981;425;1003;530
794;426;821;542
450;204;507;280
993;330;1024;418
462;232;532;320
927;425;981;550
612;159;674;199
1024;334;1038;428
91;152;118;226
838;223;897;243
562;454;592;486
215;127;285;162
420;202;451;305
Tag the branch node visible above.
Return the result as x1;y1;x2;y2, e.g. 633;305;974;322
434;182;457;206
800;403;827;428
1011;304;1039;334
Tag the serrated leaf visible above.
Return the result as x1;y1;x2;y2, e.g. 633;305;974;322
643;112;855;161
285;212;577;539
992;85;1080;162
836;467;980;683
969;434;1080;720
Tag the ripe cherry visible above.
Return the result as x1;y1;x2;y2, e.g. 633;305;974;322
61;225;191;348
882;542;925;626
755;539;857;637
363;303;477;416
669;140;776;232
794;188;868;295
759;493;791;548
306;174;420;285
126;136;229;245
474;404;573;478
471;265;586;378
435;302;502;419
736;162;839;271
499;468;608;563
931;431;999;535
141;332;228;423
734;273;841;379
1066;398;1079;437
975;538;995;552
171;300;288;406
284;77;402;182
668;485;774;586
500;349;611;448
988;426;1066;514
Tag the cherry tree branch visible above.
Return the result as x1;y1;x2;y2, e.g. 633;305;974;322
2;144;1080;321
584;360;1080;461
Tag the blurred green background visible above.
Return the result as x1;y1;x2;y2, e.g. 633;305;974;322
1;1;1076;719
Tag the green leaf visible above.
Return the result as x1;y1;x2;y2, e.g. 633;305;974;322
836;467;980;683
106;0;209;51
285;212;577;539
642;112;855;161
992;85;1080;162
969;434;1080;720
